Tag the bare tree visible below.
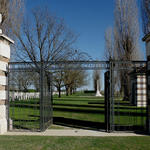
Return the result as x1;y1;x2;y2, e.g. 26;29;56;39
105;28;122;94
32;72;40;92
114;0;141;100
70;70;87;94
52;48;90;97
13;8;77;93
104;0;141;100
114;0;141;61
60;49;90;96
10;72;33;92
0;0;24;36
0;0;24;63
141;0;150;35
105;0;141;62
53;71;64;98
14;8;76;66
104;27;116;60
63;69;87;96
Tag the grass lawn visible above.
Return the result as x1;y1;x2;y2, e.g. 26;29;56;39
9;93;146;131
0;136;150;150
48;125;68;129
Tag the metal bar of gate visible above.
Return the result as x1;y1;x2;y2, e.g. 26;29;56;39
146;60;150;133
40;62;44;131
110;60;114;132
105;71;110;132
7;64;10;130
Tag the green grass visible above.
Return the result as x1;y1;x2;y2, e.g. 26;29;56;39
53;95;146;127
48;125;69;129
0;136;150;150
10;106;40;130
9;94;146;130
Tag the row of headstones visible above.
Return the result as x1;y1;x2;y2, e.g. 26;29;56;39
10;92;40;101
10;91;67;101
53;91;66;95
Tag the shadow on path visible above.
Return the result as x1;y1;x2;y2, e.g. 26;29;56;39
53;117;106;131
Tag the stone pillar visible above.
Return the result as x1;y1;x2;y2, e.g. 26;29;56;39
0;34;14;134
143;33;150;134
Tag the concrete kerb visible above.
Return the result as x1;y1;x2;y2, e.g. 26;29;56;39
3;129;148;137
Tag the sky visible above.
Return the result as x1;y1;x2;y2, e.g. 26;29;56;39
25;0;146;60
24;0;146;90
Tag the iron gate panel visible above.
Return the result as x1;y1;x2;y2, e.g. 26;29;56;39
8;63;53;131
105;71;110;132
7;60;148;133
40;64;53;131
8;68;41;131
110;61;147;132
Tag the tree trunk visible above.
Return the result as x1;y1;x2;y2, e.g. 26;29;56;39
70;87;73;95
46;73;53;102
46;74;51;92
58;86;61;98
68;87;70;95
73;88;76;94
122;72;130;101
66;86;69;96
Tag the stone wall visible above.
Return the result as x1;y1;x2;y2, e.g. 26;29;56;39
136;75;147;107
130;73;147;107
0;34;13;134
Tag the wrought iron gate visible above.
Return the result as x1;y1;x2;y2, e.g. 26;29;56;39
7;60;148;133
40;63;53;131
105;60;147;132
8;62;53;131
105;71;110;132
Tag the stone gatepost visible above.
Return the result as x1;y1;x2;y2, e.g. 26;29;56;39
143;33;150;134
0;34;14;134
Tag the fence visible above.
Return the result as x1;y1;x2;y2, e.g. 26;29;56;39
8;62;53;131
7;60;149;133
105;60;147;132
